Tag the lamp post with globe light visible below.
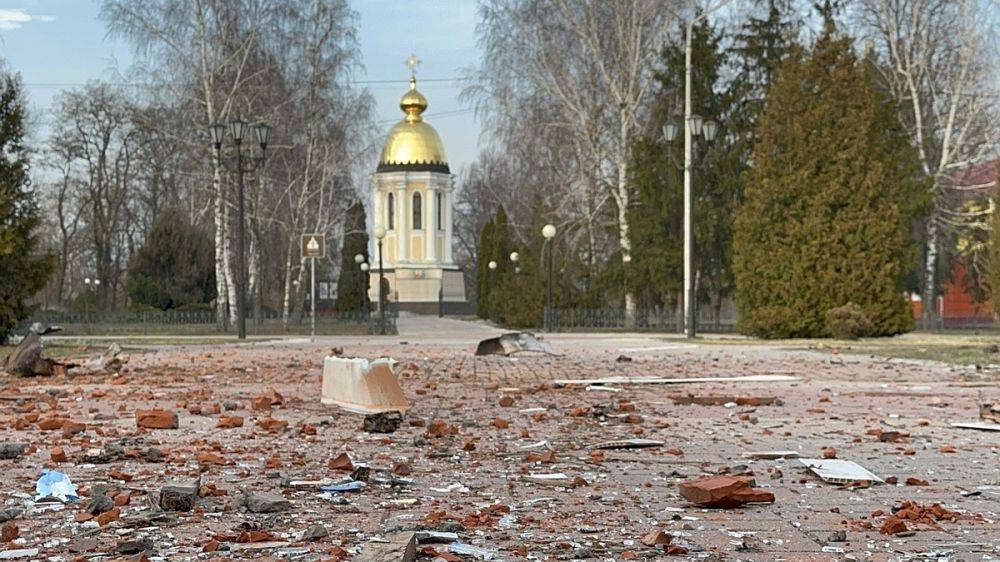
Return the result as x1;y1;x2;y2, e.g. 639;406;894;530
359;261;370;314
510;251;520;274
210;117;272;340
84;277;100;333
487;260;498;317
373;226;387;334
542;224;556;331
354;253;366;313
662;115;717;338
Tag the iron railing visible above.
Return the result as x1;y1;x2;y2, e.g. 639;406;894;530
19;305;398;337
544;306;738;333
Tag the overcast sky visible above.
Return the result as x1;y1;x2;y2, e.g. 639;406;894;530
0;0;483;174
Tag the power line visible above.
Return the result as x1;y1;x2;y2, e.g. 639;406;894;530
22;77;467;88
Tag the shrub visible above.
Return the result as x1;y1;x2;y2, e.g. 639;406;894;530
126;206;215;310
825;303;874;340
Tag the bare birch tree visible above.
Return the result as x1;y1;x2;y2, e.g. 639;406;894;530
467;0;675;317
103;0;276;327
857;0;999;323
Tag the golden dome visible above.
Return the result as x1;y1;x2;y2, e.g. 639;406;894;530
377;78;449;173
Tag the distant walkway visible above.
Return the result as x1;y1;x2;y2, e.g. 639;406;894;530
395;313;502;343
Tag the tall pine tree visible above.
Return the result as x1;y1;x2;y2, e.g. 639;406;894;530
733;20;922;338
475;218;495;318
0;65;54;341
335;201;371;312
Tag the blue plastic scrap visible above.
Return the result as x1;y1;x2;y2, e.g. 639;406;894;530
35;469;79;502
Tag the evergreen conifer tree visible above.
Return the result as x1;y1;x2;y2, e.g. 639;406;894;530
0;66;54;341
335;201;370;312
733;21;923;338
475;218;495;318
490;196;549;327
127;206;215;310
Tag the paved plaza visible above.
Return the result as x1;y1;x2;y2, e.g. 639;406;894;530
1;315;998;560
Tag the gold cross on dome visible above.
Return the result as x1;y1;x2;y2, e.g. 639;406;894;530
405;53;421;78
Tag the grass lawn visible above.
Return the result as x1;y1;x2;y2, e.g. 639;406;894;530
693;331;1000;366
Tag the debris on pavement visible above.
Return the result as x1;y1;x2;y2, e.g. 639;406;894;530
552;374;800;386
321;481;366;493
875;500;983;536
670;394;782;406
950;421;1000;431
3;323;61;377
363;410;403;433
742;450;801;459
79;343;126;373
799;458;884;485
135;408;179;429
591;438;664;450
243;490;291;513
2;323;998;560
0;443;27;460
34;469;78;502
0;548;39;559
356;531;416;562
448;541;497;560
160;478;199;511
475;332;556;356
678;475;776;508
321;356;410;414
981;402;1000;423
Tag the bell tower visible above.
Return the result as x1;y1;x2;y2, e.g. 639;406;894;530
369;55;466;312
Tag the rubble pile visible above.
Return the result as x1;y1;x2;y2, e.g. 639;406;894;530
0;331;997;559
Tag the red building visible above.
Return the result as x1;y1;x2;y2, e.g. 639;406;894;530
910;159;997;327
911;260;993;326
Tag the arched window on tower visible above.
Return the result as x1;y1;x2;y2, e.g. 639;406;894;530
412;192;423;230
386;192;395;230
436;192;443;230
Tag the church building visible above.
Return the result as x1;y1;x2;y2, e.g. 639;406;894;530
368;59;466;312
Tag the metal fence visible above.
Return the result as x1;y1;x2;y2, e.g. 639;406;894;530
545;305;738;333
544;307;1000;334
19;305;398;337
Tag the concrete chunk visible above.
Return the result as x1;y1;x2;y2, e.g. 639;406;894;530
356;532;416;562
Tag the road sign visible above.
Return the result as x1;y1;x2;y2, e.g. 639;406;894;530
301;234;325;259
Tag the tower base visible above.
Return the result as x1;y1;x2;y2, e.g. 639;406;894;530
368;265;467;313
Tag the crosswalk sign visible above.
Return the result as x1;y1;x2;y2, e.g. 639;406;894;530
300;234;325;259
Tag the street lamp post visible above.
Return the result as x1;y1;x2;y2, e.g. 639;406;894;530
510;251;520;275
542;224;556;331
84;277;100;334
373;226;387;335
210;117;272;340
665;112;717;338
623;254;632;328
354;253;366;313
487;260;498;317
360;261;370;314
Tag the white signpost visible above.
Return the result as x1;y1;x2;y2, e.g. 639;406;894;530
301;234;325;342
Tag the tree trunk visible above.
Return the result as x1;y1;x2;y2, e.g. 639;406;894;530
213;161;230;331
281;236;295;328
617;114;636;328
921;218;940;329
